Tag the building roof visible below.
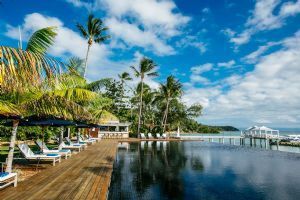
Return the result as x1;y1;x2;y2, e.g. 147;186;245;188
245;126;278;132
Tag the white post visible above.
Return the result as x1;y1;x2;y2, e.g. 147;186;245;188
259;130;261;137
18;26;22;49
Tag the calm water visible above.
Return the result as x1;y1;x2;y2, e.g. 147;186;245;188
108;141;300;200
180;131;300;153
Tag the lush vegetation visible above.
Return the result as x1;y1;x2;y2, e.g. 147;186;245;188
0;14;237;171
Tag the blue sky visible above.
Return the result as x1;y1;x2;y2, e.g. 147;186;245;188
1;0;300;128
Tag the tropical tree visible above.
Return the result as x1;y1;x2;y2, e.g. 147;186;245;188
76;14;110;78
0;25;104;172
67;57;85;76
156;76;182;132
130;58;158;136
118;72;132;95
118;72;132;87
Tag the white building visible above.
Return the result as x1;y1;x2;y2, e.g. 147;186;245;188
243;126;280;138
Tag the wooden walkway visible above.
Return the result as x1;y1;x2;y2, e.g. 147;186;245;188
0;140;118;200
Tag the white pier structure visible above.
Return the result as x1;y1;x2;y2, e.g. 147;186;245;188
243;126;280;138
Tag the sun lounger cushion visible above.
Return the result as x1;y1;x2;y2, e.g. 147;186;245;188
59;149;70;152
46;154;59;157
0;172;9;178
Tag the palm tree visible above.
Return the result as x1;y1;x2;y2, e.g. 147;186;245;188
118;72;132;87
130;58;158;136
67;57;85;76
118;72;132;100
76;14;110;78
156;76;182;133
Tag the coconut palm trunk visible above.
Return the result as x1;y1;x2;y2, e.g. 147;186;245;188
83;42;91;79
137;79;144;137
162;99;170;133
59;126;64;145
5;119;19;173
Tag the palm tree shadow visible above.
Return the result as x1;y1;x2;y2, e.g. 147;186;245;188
83;156;114;175
83;166;111;175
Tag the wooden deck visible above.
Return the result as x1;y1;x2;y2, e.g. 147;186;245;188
0;140;118;200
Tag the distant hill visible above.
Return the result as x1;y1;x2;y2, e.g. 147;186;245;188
212;126;239;131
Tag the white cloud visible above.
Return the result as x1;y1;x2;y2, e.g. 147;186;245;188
184;30;300;127
190;75;211;85
221;28;236;38
65;0;190;55
106;18;175;56
191;63;213;74
246;0;282;30
280;0;300;16
188;63;213;85
175;35;207;54
202;8;210;13
98;0;190;37
217;60;236;68
243;41;281;63
65;0;92;10
227;0;300;46
4;13;136;81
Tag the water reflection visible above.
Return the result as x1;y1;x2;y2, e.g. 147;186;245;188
109;141;300;200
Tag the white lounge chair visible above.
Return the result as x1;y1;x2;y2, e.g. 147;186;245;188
59;141;82;152
162;133;167;139
156;133;162;139
65;137;87;149
87;134;101;142
0;163;17;189
140;133;146;139
148;133;153;139
18;143;61;166
80;135;96;145
36;140;71;159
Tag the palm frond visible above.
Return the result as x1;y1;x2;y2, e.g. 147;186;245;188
51;88;98;102
85;78;111;92
26;26;57;55
130;66;140;77
23;94;92;121
76;23;88;39
0;100;22;118
67;57;85;76
147;71;159;77
94;35;111;43
0;46;64;93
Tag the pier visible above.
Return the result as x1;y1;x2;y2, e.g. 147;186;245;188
180;134;281;149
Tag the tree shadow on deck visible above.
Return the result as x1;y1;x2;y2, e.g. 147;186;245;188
83;165;112;176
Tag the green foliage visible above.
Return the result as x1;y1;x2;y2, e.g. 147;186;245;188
67;57;85;76
26;26;57;55
76;14;110;43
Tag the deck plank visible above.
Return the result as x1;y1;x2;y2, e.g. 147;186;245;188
0;140;118;200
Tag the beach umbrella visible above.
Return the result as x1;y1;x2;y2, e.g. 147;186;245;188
25;118;76;151
2;117;76;151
